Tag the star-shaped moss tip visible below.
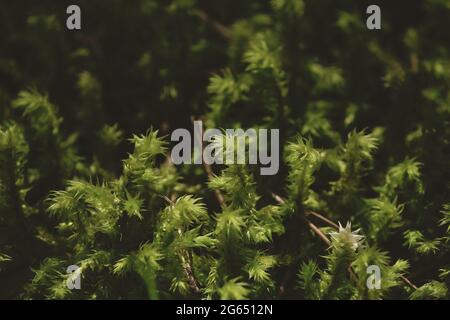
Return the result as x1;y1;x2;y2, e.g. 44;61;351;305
329;221;365;251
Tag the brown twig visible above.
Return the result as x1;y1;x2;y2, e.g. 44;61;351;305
307;211;339;229
272;193;338;229
304;217;331;246
272;193;331;246
271;192;285;205
400;275;418;290
191;9;232;41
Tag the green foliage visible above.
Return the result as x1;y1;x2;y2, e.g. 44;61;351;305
410;281;448;300
218;278;250;300
0;0;449;300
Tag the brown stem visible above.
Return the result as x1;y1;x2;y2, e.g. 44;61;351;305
271;193;338;229
401;275;418;290
191;117;226;208
307;211;339;229
179;249;201;295
162;197;201;295
271;193;330;245
191;9;232;41
203;160;225;208
271;192;284;205
304;217;331;246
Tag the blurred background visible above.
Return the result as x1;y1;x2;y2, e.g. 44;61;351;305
0;0;449;299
